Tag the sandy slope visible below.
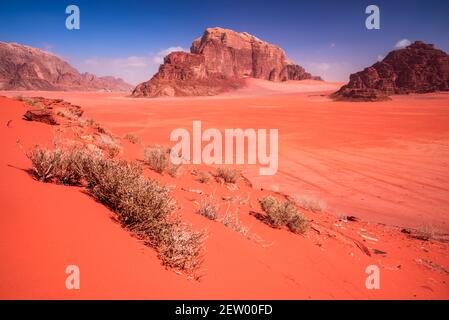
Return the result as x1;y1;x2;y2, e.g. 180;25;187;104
6;80;449;231
1;80;449;299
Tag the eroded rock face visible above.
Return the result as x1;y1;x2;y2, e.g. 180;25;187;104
132;27;320;97
0;42;133;92
334;41;449;101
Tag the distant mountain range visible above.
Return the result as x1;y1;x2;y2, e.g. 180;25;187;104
0;42;132;92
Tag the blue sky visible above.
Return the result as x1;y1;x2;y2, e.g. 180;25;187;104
1;0;448;84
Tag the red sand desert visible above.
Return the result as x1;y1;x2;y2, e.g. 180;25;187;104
1;79;449;299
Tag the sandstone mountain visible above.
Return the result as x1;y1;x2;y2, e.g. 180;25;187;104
0;42;132;92
132;27;321;97
334;41;449;101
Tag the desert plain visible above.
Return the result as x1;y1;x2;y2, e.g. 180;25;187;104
1;79;448;299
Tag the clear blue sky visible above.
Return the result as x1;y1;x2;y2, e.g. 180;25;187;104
1;0;448;84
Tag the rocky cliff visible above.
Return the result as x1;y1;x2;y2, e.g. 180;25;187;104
0;42;132;92
334;41;449;101
132;27;321;97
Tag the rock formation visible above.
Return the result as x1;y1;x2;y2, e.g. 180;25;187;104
132;27;321;97
334;41;449;101
0;42;132;92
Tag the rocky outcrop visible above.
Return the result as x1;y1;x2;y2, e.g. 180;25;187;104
334;41;449;101
0;42;133;92
23;109;58;125
132;27;320;97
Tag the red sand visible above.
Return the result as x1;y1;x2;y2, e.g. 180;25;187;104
1;80;449;299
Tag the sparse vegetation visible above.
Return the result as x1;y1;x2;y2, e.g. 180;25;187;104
293;194;327;213
215;166;239;184
259;196;309;234
218;206;250;238
415;224;436;241
95;133;121;158
144;145;182;177
197;170;212;184
124;133;140;144
144;145;170;173
197;194;219;220
27;145;205;276
26;146;84;185
15;96;41;107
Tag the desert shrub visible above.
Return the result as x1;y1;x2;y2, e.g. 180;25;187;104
286;214;310;234
197;170;212;184
83;158;203;273
294;194;327;213
197;195;219;220
144;145;170;173
26;146;86;185
156;221;206;273
27;146;63;182
215;166;239;184
124;133;140;144
27;145;204;275
259;196;309;234
95;133;121;158
144;145;182;177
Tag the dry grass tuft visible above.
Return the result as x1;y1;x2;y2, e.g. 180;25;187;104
95;133;121;158
215;166;239;184
124;133;140;144
259;196;309;234
197;170;212;184
144;145;182;177
293;194;327;213
197;195;219;221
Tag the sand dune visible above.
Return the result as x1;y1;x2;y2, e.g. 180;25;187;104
1;81;449;299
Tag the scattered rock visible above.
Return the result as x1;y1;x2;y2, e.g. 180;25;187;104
23;109;58;125
181;188;203;195
373;249;387;255
346;216;360;222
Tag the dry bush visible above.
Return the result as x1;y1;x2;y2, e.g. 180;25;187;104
144;145;182;177
218;206;250;237
27;145;204;275
286;214;309;234
144;145;170;173
197;170;212;184
124;133;140;144
197;195;219;221
259;196;309;234
293;194;327;213
26;146;86;185
156;221;206;273
27;146;63;182
95;133;121;158
215;166;239;184
83;158;203;274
